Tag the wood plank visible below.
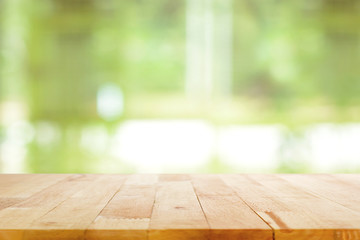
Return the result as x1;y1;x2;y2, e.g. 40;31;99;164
0;198;23;211
86;176;157;240
278;174;360;213
192;175;234;196
222;174;360;240
333;174;360;190
0;174;71;229
0;174;69;198
0;174;36;189
159;174;190;182
192;175;273;240
23;175;125;240
124;174;158;185
0;175;103;240
149;180;209;240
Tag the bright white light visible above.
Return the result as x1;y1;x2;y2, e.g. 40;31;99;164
110;120;215;172
0;141;26;173
0;101;27;125
97;84;124;121
1;120;33;173
6;121;35;145
308;124;360;171
218;125;283;171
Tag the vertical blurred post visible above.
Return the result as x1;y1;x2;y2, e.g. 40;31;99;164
0;0;27;102
26;0;99;172
321;0;360;105
0;0;3;172
185;0;233;103
0;0;28;173
28;0;98;121
185;0;205;100
213;0;233;97
0;0;3;104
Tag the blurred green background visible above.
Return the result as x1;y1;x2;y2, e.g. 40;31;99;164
1;0;360;173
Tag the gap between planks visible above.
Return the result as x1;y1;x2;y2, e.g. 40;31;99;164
222;174;360;240
191;175;273;240
2;174;359;240
0;174;126;240
83;176;128;239
215;176;276;240
0;174;275;240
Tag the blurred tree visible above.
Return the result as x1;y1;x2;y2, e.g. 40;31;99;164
0;0;3;102
233;0;360;109
27;0;99;122
25;0;101;172
320;0;360;106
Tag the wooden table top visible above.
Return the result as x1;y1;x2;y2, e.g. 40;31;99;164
0;174;359;240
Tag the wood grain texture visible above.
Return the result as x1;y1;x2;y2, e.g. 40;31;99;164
86;175;157;240
191;175;273;240
149;180;209;240
0;174;359;240
24;175;125;240
0;174;88;240
278;174;360;213
222;174;360;240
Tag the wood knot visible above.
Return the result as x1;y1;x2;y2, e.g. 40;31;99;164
175;206;185;209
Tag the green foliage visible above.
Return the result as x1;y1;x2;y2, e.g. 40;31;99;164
1;0;360;173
